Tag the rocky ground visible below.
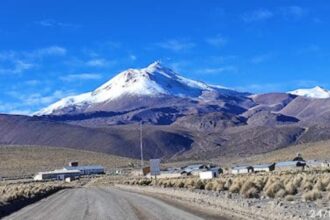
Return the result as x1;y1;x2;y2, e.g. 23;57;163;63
115;184;330;220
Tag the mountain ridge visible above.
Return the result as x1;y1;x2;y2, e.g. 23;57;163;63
37;61;244;115
1;63;330;160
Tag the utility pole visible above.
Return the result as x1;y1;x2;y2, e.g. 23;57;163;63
140;121;144;169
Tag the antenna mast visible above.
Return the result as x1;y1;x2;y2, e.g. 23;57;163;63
140;121;144;169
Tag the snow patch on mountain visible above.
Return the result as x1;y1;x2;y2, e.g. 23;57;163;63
36;62;234;115
289;86;330;99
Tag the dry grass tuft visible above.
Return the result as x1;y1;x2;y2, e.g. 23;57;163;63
285;195;295;201
229;182;241;193
303;190;322;201
0;181;69;205
205;181;214;191
265;181;284;198
120;169;330;203
285;182;298;195
213;180;225;192
194;180;205;190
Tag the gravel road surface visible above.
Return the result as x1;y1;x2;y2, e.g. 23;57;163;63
4;187;227;220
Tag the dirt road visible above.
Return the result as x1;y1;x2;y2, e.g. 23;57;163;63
4;187;228;220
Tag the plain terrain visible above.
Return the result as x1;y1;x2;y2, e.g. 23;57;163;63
1;140;330;178
163;140;330;169
0;145;138;178
226;139;330;166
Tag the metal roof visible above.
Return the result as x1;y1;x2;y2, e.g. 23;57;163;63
232;165;253;170
64;165;104;170
276;161;306;167
38;169;81;175
184;164;205;169
253;163;275;168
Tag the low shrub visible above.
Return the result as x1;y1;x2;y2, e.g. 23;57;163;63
303;190;322;201
229;182;240;193
195;180;205;190
213;181;225;192
244;187;259;198
285;182;298;195
285;195;295;201
205;181;214;191
265;181;284;198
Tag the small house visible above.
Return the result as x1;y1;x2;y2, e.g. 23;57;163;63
154;169;182;179
181;164;208;176
275;160;306;171
199;171;214;180
64;165;105;175
306;160;330;169
34;169;80;181
253;163;275;173
231;165;254;174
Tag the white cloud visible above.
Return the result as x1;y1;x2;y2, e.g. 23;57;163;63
206;35;227;47
31;46;67;57
242;9;273;22
60;73;103;82
36;19;81;29
0;46;66;75
0;46;66;60
129;54;137;61
196;66;238;74
24;80;41;86
250;53;273;64
0;60;34;74
8;109;33;115
281;6;308;20
86;59;108;67
2;90;76;115
156;39;195;52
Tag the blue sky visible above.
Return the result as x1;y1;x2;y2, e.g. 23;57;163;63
0;0;329;114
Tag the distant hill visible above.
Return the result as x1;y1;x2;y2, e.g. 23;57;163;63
1;63;330;160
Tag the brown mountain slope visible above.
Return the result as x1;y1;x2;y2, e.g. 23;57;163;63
0;114;193;159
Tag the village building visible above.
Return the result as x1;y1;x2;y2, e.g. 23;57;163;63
180;164;208;176
275;160;306;171
34;169;80;181
231;165;254;174
306;160;330;169
199;167;223;179
63;165;105;175
253;163;275;172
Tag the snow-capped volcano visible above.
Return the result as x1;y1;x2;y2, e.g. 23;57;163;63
36;62;235;115
288;86;330;99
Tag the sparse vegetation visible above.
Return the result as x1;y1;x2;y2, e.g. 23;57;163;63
0;181;67;205
122;171;330;202
303;190;322;201
0;180;75;217
0;145;138;178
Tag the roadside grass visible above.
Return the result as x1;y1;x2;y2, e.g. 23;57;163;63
0;182;66;204
0;181;75;217
120;170;330;202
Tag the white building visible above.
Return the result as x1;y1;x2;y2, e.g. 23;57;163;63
306;160;330;169
253;163;275;172
34;169;80;181
181;164;208;176
231;166;254;174
63;165;105;175
199;171;215;180
275;160;306;171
